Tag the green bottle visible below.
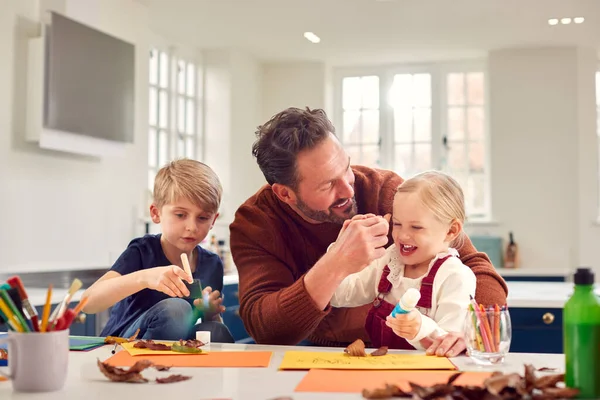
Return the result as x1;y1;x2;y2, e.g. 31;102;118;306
564;267;600;398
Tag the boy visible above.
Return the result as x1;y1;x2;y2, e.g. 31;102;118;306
82;159;234;342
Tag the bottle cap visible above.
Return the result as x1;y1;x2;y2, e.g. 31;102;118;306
574;267;594;285
400;288;421;310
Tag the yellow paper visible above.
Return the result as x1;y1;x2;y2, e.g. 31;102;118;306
121;341;207;356
278;351;456;370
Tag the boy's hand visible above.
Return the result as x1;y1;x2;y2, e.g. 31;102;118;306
143;265;193;297
193;286;226;320
385;309;422;340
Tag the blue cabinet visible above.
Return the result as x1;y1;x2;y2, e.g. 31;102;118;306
509;307;563;353
221;283;252;342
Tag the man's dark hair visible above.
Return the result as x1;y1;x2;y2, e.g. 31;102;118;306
252;107;336;188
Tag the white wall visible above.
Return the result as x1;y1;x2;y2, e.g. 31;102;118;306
262;62;327;121
204;49;264;243
0;0;149;272
466;47;600;273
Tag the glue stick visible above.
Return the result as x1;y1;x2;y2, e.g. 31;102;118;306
390;288;421;317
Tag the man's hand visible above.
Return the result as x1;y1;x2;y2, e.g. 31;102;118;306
420;331;467;357
385;309;421;340
328;214;390;276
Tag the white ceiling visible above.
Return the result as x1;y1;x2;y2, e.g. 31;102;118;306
141;0;600;65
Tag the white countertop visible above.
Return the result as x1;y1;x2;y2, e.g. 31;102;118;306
0;342;564;399
495;268;568;277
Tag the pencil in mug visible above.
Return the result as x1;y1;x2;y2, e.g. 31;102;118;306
7;276;40;332
40;284;53;333
0;295;25;332
469;296;492;352
478;304;496;352
0;290;30;332
468;304;484;351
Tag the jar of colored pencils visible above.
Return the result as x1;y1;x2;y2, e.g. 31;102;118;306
464;303;511;366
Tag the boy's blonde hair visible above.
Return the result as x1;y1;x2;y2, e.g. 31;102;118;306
397;170;466;246
153;159;222;214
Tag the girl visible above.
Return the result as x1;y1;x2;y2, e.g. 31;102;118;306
331;171;476;351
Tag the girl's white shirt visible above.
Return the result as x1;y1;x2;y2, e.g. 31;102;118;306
330;244;476;350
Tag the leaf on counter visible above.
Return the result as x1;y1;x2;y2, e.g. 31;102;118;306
155;374;191;384
133;340;172;351
344;339;367;357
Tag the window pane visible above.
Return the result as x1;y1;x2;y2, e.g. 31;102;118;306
413;74;431;106
467;174;486;215
177;135;185;157
390;74;412;107
148;128;157;168
178;97;185;133
469;141;485;173
447;73;465;106
149;49;158;85
159;51;169;88
178;60;186;94
187;63;195;96
447;142;466;174
149;87;157;126
148;169;155;193
361;76;379;109
414;108;431;142
362;110;379;144
414;143;431;171
159;90;168;128
467;107;484;141
467;72;484;105
362;144;380;168
186;100;195;134
343;111;361;143
345;145;362;165
158;130;168;167
186;136;195;159
448;107;465;141
394;107;412;143
394;144;413;176
343;77;361;110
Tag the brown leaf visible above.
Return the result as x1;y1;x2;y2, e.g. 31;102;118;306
154;364;171;371
96;359;149;383
344;339;367;357
370;346;388;356
134;340;172;351
362;384;409;399
539;386;579;398
484;373;522;395
536;367;557;372
534;374;565;389
155;374;192;384
178;339;205;348
523;364;536;393
447;372;463;386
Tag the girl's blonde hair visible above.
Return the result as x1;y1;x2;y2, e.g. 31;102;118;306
396;170;466;247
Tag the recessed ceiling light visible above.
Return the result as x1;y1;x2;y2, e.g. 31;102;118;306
303;32;320;44
560;17;572;24
574;17;585;24
548;18;559;25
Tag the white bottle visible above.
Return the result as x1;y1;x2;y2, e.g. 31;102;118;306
390;288;421;317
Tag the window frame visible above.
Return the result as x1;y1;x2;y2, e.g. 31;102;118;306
333;59;492;222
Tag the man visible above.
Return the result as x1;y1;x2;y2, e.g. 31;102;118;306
229;107;508;356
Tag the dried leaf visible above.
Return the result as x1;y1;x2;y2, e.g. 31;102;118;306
540;386;579;398
104;328;141;345
134;340;172;351
344;339;367;357
447;372;463;386
362;384;408;399
155;374;191;384
370;346;389;356
178;339;205;348
154;365;171;372
534;374;565;389
524;364;536;393
97;359;149;383
536;367;557;372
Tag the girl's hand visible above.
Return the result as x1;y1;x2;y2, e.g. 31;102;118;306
385;309;422;340
193;286;226;320
142;265;192;298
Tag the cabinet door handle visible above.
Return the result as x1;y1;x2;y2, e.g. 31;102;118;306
234;291;239;299
234;309;240;317
542;312;555;325
75;313;87;324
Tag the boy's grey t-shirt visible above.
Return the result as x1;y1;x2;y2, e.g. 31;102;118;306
100;234;224;337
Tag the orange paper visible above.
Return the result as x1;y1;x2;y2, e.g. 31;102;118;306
105;349;272;368
295;369;492;393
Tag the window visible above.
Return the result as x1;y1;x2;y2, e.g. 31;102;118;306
148;48;202;192
337;63;490;220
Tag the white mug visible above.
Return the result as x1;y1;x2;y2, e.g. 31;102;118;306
0;329;69;392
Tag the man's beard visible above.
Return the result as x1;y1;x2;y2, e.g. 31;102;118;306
295;195;358;225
